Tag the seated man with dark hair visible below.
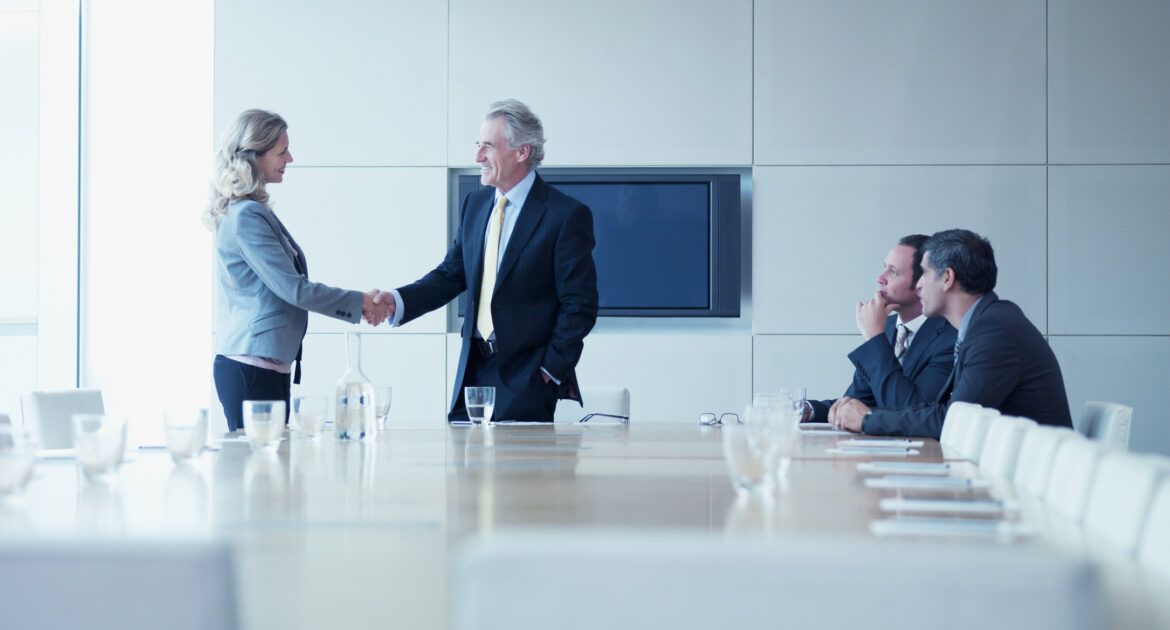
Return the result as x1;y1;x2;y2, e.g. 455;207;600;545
833;228;1073;438
807;235;957;423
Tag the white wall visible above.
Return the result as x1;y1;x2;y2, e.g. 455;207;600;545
212;1;1170;455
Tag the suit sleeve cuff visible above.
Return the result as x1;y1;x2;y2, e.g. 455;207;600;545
388;289;405;327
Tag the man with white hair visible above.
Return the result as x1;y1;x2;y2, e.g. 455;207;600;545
376;100;599;422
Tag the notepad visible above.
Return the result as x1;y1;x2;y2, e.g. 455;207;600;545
837;439;925;448
864;475;990;490
798;422;852;435
870;516;1035;538
826;447;920;457
857;461;952;475
880;497;1020;515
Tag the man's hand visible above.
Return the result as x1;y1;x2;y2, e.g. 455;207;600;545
362;289;394;326
855;290;897;340
828;396;870;433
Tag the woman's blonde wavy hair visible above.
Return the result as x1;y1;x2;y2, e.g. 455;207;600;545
202;109;288;230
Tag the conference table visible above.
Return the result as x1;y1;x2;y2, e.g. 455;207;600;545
2;422;1167;629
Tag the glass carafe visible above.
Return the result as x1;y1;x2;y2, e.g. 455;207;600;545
335;331;375;440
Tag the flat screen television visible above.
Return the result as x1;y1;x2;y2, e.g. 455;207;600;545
453;171;741;317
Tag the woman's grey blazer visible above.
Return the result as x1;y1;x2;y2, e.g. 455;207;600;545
214;199;362;364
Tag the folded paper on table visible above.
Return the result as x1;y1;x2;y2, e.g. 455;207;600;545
826;447;920;457
837;438;925;448
864;475;990;490
880;497;1020;514
857;461;952;475
870;516;1035;538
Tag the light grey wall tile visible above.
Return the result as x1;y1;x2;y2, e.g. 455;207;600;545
1049;0;1170;163
295;333;448;426
0;336;37;428
215;0;447;166
755;0;1046;165
753;166;1047;334
1051;336;1170;456
448;0;753;166
1049;166;1170;334
272;167;449;334
753;335;863;406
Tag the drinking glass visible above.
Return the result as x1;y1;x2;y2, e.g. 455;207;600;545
464;387;496;425
373;386;393;429
243;400;285;454
163;408;208;464
722;407;781;497
0;425;36;496
71;414;128;481
291;396;328;439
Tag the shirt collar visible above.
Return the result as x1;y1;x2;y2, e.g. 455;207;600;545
494;168;536;211
957;294;987;343
896;313;928;335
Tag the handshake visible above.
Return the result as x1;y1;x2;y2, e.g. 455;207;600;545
361;289;396;326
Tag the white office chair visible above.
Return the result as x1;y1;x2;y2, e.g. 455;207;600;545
1012;426;1078;497
939;401;983;450
946;404;999;463
554;387;630;423
454;531;1104;630
1043;436;1104;523
1138;477;1170;580
0;539;238;629
19;389;104;448
978;416;1038;479
1082;452;1170;556
1077;401;1132;451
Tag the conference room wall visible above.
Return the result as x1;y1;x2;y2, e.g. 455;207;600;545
445;333;753;423
752;166;1048;335
213;0;447;166
0;337;37;428
447;0;754;167
206;1;1170;457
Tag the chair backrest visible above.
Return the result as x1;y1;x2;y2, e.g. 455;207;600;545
554;387;630;423
0;539;238;630
1013;426;1078;496
454;532;1104;630
1082;453;1170;556
939;401;984;450
0;413;9;426
978;416;1038;478
1077;401;1133;450
19;389;104;448
1138;477;1170;580
952;406;999;463
1043;436;1104;523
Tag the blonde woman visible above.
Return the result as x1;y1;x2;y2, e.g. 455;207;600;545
204;109;389;431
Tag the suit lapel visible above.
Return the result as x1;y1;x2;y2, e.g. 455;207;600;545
494;174;548;289
900;317;940;369
467;193;495;299
269;212;306;276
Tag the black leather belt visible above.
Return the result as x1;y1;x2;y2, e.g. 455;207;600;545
476;339;498;356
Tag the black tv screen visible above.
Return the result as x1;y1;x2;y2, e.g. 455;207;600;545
454;171;740;317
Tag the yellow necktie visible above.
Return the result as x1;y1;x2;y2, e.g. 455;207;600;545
477;195;508;340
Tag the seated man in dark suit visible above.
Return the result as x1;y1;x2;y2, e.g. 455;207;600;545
833;229;1073;437
805;235;957;423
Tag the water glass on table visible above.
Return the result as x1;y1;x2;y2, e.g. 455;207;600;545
464;387;496;425
0;425;36;496
722;405;782;497
291;395;328;439
374;386;393;429
71;414;128;481
243;400;285;454
163;408;208;464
